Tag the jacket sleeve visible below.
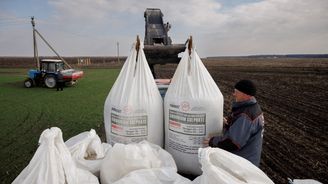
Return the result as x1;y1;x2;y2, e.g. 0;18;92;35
209;115;254;151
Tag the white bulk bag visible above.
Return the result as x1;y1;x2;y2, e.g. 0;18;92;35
100;141;177;184
104;39;163;147
164;43;224;175
193;147;274;184
12;127;99;184
65;129;111;176
112;168;191;184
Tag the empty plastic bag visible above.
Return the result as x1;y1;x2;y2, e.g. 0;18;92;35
65;129;111;176
192;147;274;184
12;127;99;184
100;140;178;184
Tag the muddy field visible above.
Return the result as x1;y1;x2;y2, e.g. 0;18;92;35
155;58;328;183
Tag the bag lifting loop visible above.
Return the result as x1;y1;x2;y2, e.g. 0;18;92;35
188;35;193;56
187;36;193;75
136;35;140;53
134;35;141;76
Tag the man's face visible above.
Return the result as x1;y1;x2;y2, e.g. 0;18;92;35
233;89;250;102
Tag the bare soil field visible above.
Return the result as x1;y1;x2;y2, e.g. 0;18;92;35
155;58;328;183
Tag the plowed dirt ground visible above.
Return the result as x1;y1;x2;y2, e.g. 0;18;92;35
155;58;328;183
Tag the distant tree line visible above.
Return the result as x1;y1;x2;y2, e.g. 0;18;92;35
0;56;128;68
207;54;328;60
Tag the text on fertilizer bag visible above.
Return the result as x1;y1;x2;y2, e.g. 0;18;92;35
168;110;206;136
111;113;148;137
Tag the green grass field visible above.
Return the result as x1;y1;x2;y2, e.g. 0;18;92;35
0;68;120;183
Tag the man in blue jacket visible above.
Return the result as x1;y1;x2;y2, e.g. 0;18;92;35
204;79;265;167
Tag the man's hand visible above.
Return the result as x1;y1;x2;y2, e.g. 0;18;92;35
203;137;212;147
223;117;228;125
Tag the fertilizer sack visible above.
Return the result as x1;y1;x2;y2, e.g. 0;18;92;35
104;40;163;147
12;127;99;184
100;140;179;184
65;129;112;176
192;147;274;184
164;44;224;175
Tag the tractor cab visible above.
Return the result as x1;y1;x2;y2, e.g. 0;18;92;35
40;59;64;73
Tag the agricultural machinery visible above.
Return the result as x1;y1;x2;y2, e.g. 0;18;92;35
24;59;83;88
143;8;186;78
24;17;83;88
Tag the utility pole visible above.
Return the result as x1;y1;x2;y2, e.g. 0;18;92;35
30;17;72;69
31;17;40;69
117;42;120;62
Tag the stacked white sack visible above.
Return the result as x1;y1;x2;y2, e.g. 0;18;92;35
164;42;224;175
12;127;99;184
193;147;274;184
104;39;163;147
65;129;111;176
100;140;190;184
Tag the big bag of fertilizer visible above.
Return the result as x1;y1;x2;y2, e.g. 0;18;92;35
192;147;274;184
12;127;99;184
164;38;224;175
104;37;163;147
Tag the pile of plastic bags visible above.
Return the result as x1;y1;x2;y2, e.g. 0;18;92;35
13;127;193;184
13;127;276;184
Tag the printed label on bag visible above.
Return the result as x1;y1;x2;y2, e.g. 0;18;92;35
111;112;148;137
168;109;206;154
169;110;206;136
168;131;205;154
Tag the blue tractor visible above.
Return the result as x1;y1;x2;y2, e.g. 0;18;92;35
24;59;83;88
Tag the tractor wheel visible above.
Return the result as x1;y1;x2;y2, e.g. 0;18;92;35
44;75;56;88
24;78;34;88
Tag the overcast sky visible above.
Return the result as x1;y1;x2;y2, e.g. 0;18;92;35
0;0;327;57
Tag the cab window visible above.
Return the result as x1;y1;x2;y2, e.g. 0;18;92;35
48;63;56;72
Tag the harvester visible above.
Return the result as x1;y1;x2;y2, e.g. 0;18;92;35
143;8;186;78
24;17;83;88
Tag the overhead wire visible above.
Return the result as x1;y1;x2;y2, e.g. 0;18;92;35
0;17;30;29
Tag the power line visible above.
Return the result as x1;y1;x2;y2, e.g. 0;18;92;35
0;16;28;22
0;17;30;27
